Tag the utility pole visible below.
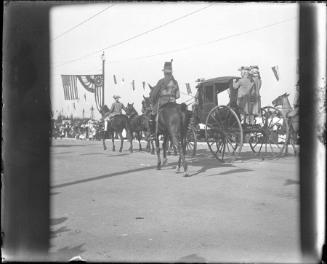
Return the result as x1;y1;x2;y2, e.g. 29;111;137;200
101;51;105;107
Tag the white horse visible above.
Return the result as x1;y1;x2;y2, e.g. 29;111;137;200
272;93;299;155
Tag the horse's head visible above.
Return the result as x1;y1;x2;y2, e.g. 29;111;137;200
272;93;289;107
100;105;110;116
142;95;152;115
125;103;138;117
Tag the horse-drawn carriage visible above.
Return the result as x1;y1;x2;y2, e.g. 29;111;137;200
187;76;289;162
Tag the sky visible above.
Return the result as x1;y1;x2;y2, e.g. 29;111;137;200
50;2;299;120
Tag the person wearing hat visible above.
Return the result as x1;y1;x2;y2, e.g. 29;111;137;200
149;60;180;136
249;65;262;121
108;95;127;119
233;66;255;124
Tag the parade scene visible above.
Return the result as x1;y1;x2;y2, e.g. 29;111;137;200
49;3;325;263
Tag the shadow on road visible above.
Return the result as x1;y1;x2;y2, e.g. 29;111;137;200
51;163;176;189
51;217;68;226
284;179;300;186
178;253;207;263
52;244;85;261
52;144;91;148
51;226;71;238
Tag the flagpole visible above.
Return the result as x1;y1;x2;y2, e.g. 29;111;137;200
101;52;105;107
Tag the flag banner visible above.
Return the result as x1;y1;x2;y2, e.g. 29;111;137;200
61;75;79;100
132;80;135;91
95;85;104;112
142;81;145;90
186;83;192;95
113;75;117;84
75;74;104;112
272;66;279;81
76;74;103;93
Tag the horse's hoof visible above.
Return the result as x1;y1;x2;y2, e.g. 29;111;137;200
162;158;168;166
183;173;190;177
119;149;123;153
103;147;107;150
176;167;181;173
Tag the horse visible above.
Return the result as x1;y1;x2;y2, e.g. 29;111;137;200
141;96;155;154
148;85;191;176
125;102;152;152
272;93;299;154
99;105;132;152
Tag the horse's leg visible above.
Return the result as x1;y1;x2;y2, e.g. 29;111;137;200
119;131;124;152
181;137;188;176
172;134;188;176
155;136;161;170
151;139;155;155
136;131;142;151
173;141;178;156
111;132;116;151
102;130;107;150
162;136;168;166
128;131;133;153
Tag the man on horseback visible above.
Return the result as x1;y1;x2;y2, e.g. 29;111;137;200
149;60;180;138
103;95;127;131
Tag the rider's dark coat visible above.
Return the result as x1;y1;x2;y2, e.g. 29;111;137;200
150;75;180;115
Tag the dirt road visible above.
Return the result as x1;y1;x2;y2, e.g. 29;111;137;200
50;138;301;262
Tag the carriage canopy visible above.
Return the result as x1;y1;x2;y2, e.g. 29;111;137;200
195;76;240;122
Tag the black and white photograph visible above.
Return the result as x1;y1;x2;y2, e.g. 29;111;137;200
2;2;326;263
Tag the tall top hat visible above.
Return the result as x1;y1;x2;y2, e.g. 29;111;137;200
163;59;173;73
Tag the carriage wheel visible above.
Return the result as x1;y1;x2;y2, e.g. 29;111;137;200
185;126;197;157
205;106;243;162
249;106;289;158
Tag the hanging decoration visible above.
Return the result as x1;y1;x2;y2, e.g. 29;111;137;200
132;80;135;91
272;66;279;81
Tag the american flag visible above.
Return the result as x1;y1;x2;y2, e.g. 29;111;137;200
61;75;78;100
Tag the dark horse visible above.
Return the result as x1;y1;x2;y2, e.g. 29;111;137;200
141;96;155;154
99;105;132;152
148;86;191;176
125;102;152;152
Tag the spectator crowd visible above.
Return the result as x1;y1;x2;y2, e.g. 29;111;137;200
51;117;103;141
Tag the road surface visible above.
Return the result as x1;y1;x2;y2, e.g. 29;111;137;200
50;138;301;262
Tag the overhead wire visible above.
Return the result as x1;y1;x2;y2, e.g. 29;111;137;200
109;17;298;64
52;4;115;41
53;3;214;68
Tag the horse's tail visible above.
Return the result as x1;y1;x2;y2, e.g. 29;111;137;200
180;103;191;139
